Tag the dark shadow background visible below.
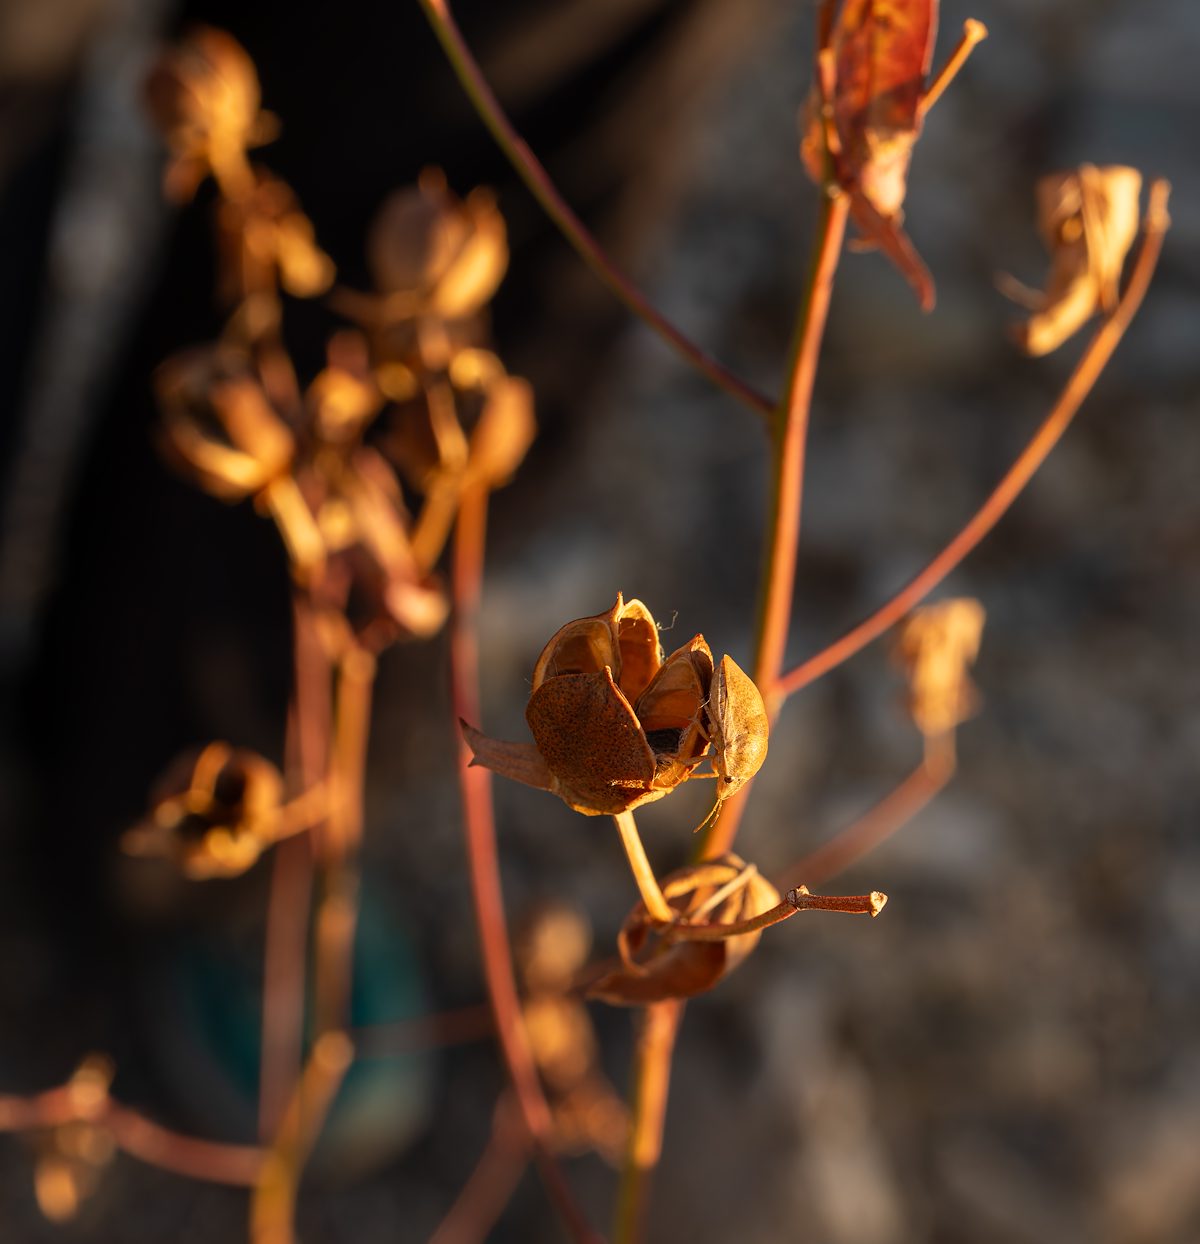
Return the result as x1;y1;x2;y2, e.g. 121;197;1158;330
1;0;1198;1241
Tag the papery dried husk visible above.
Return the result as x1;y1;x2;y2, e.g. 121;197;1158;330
587;855;782;1005
1014;165;1142;356
895;597;985;736
526;669;660;815
635;635;713;786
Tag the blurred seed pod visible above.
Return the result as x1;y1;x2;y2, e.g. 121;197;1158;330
1009;165;1143;356
123;742;284;880
367;168;508;322
144;25;279;202
894;598;985;738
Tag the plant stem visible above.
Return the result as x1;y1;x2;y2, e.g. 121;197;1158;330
918;20;988;120
259;596;326;1141
613;1000;683;1244
450;483;602;1244
779;750;953;891
428;1091;529;1244
0;1087;265;1186
776;178;1172;698
416;0;773;421
613;810;675;924
696;187;850;861
251;642;375;1244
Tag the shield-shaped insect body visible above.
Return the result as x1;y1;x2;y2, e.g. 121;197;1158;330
706;655;769;799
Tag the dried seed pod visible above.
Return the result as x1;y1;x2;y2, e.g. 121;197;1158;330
705;655;769;800
587;854;781;1005
1010;165;1143;356
465;597;726;815
895;598;985;737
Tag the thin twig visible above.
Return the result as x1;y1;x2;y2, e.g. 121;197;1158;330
776;179;1172;698
427;1092;529;1244
0;1087;264;1187
352;1003;494;1059
251;643;376;1244
416;0;773;421
779;751;953;891
450;483;602;1244
917;20;988;120
259;596;326;1141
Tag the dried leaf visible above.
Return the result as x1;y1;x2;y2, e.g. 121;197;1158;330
895;597;985;736
801;0;941;309
1011;165;1143;356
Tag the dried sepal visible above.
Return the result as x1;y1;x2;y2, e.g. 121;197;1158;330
123;743;284;879
895;597;985;737
1010;165;1143;356
587;854;781;1005
144;26;277;202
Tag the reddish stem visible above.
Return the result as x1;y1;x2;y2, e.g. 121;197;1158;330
451;483;602;1244
416;0;773;421
0;1087;264;1187
776;179;1172;698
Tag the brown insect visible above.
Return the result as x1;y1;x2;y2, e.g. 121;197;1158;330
705;654;769;800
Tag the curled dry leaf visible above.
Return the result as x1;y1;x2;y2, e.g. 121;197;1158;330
894;597;985;737
1011;165;1143;356
122;742;284;879
801;0;969;310
144;26;277;202
587;855;782;1005
463;596;768;816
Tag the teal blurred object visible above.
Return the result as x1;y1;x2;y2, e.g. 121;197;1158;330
135;878;435;1180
